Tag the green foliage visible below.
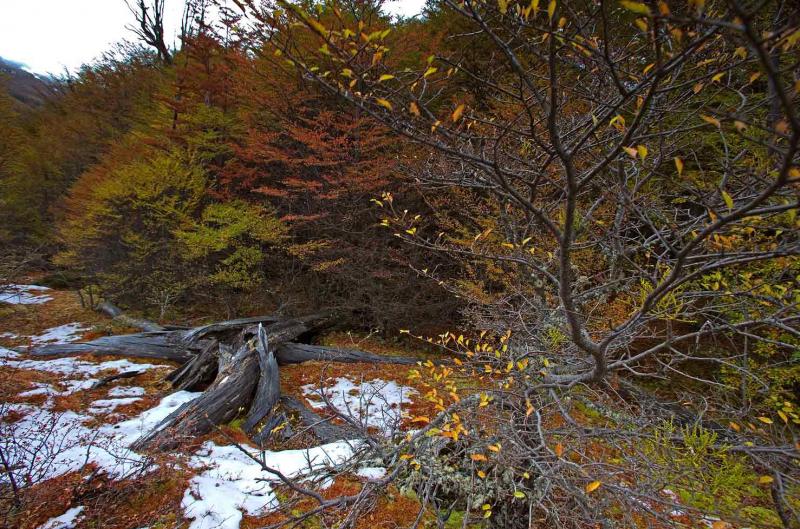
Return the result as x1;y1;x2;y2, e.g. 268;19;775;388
642;422;780;526
177;200;287;289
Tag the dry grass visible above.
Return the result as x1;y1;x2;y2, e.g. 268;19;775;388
241;478;425;529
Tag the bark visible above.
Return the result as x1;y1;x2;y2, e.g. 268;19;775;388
275;343;418;366
28;332;196;363
96;301;165;332
132;315;331;451
166;339;220;391
243;325;281;433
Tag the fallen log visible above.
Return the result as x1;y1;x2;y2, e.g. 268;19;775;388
180;314;282;344
281;396;360;443
276;343;418;366
166;339;219;391
132;315;331;451
27;332;196;363
90;369;145;389
23;309;425;450
243;324;281;433
96;301;164;332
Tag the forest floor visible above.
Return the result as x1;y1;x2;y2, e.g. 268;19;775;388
0;281;436;529
0;282;778;529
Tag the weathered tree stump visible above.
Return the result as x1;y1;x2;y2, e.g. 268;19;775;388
23;309;423;450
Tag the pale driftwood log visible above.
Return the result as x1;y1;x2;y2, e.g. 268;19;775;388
132;314;331;451
276;343;418;366
96;301;165;332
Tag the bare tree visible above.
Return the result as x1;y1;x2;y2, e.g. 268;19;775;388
222;0;800;528
125;0;173;64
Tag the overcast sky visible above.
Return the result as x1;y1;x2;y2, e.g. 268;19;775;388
0;0;426;75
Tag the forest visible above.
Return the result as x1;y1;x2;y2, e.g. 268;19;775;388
0;1;798;529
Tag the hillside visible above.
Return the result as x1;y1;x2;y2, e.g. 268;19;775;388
1;2;798;529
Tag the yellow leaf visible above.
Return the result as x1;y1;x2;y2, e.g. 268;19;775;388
488;443;501;452
619;1;651;15
722;190;734;211
452;104;465;122
637;145;648;160
657;1;670;15
778;410;788;424
483;510;492;519
514;491;526;499
634;18;648;32
749;71;761;83
341;68;353;78
471;453;487;461
643;63;655;75
585;480;602;493
623;146;638;158
375;98;393;111
674;157;684;176
547;0;556;22
758;475;774;484
411;416;430;424
729;421;741;432
757;416;773;425
378;74;395;82
701;115;721;128
712;72;724;83
482;504;491;511
525;399;534;417
424;67;437;78
477;470;487;478
498;0;508;14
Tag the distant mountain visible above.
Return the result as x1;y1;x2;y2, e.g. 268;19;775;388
0;56;58;108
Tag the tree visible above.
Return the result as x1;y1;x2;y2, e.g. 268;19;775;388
235;0;800;527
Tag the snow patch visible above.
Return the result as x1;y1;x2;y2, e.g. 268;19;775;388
89;397;142;414
108;386;146;397
3;355;168;377
29;323;90;345
1;391;200;485
182;440;359;529
302;377;416;433
0;284;53;305
36;506;84;529
356;466;387;480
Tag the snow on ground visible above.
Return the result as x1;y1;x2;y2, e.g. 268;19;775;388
28;323;90;344
89;397;143;414
108;386;146;397
182;440;359;529
1;391;201;485
36;505;85;529
356;466;387;480
302;377;416;433
0;284;53;305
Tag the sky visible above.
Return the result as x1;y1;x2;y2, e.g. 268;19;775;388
0;0;426;76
